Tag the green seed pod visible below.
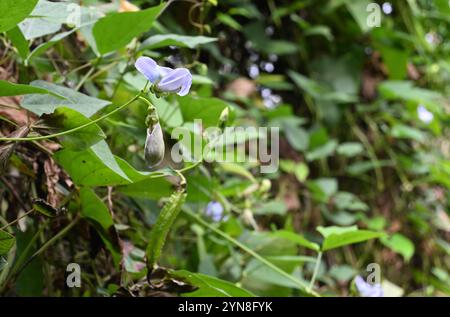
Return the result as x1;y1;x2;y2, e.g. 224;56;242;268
144;123;165;168
146;188;187;276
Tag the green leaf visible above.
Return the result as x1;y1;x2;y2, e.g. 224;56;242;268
43;107;106;150
178;95;229;128
253;201;287;215
337;142;364;157
93;3;165;55
346;0;373;33
217;13;242;30
272;230;320;251
334;192;368;212
170;270;255;297
32;198;58;218
54;140;171;191
390;124;426;142
347;160;393;175
280;160;309;182
0;80;56;97
0;0;38;33
21;80;110;117
117;177;174;200
381;233;415;262
0;230;15;255
80;187;121;266
329;265;357;283
378;46;408;80
27;29;78;61
13;230;43;295
80;187;113;229
140;34;217;50
288;71;357;103
317;225;385;251
18;0;73;40
242;258;306;292
271;117;309;151
218;162;256;182
54;141;131;187
192;74;214;86
378;80;443;111
306;140;338;161
307;178;337;202
6;26;29;60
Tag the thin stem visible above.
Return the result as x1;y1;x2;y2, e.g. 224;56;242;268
14;216;80;278
0;221;48;293
75;57;103;91
75;66;96;91
182;207;318;297
178;160;202;173
139;95;153;108
0;208;34;231
173;168;187;187
346;111;384;192
308;251;323;292
0;94;141;142
0;115;18;127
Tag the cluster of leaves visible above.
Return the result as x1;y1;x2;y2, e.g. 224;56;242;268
0;0;449;297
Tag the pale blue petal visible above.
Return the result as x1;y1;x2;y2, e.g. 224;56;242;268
135;57;160;83
157;68;192;93
205;201;223;222
158;66;173;77
177;75;192;96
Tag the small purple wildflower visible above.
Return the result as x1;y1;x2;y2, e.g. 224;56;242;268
135;56;192;96
417;105;433;124
205;201;224;222
355;275;383;297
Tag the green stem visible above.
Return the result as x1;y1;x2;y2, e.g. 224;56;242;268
178;160;202;173
0;94;141;142
0;208;34;230
11;222;47;276
14;216;80;278
347;111;384;192
182;207;319;297
75;57;103;91
0;222;48;293
308;251;322;292
75;66;96;92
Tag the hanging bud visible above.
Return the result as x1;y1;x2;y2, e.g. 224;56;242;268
144;123;165;168
218;107;229;130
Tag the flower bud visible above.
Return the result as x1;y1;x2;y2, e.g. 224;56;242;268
219;107;230;124
259;179;271;193
144;123;165;168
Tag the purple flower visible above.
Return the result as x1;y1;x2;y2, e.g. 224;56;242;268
135;56;192;96
355;276;383;297
205;201;224;222
417;105;433;124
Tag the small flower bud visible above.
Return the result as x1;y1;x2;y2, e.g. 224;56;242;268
259;179;271;193
144;123;165;168
219;107;229;123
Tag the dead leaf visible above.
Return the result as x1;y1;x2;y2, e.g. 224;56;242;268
119;0;139;12
44;157;61;207
0;126;30;175
226;78;256;98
